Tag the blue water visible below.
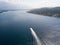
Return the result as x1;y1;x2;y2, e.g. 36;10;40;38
0;10;60;45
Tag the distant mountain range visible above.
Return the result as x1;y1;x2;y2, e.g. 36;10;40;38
0;1;30;13
28;7;60;17
0;2;20;10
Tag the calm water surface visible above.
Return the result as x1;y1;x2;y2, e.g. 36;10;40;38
0;10;60;45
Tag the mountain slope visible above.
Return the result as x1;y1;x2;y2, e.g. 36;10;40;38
28;7;60;17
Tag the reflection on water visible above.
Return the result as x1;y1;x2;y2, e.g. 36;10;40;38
0;10;60;45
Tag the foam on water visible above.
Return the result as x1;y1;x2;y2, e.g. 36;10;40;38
30;28;42;45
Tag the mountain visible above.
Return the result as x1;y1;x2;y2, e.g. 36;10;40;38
0;2;21;10
28;7;60;17
0;1;31;10
0;1;30;13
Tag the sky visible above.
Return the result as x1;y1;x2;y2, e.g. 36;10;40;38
0;0;60;8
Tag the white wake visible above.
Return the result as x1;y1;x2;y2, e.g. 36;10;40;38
30;28;42;45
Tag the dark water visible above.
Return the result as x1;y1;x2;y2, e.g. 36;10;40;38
0;10;60;45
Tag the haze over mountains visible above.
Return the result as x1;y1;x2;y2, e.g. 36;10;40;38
28;7;60;17
0;1;30;13
0;1;31;10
